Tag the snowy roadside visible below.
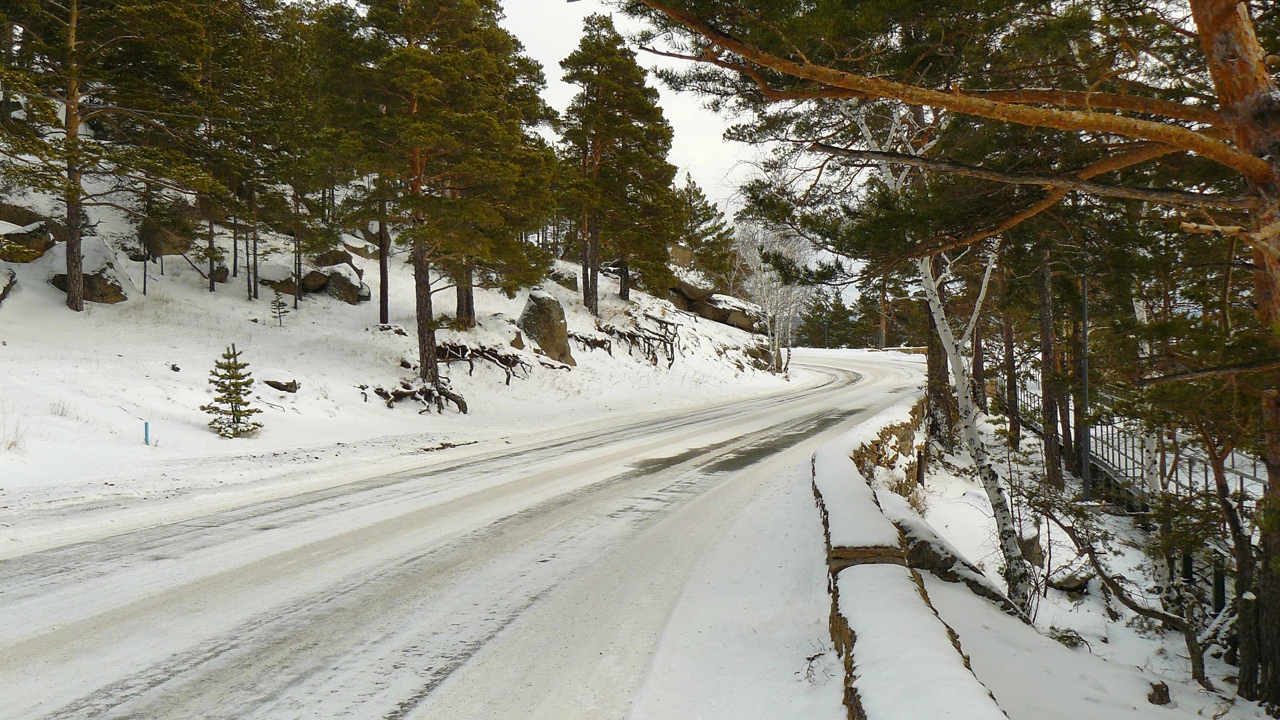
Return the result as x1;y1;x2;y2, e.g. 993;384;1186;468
864;411;1272;719
629;460;845;720
0;233;794;558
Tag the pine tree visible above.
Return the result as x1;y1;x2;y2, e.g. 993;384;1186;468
561;14;681;309
270;290;289;327
360;0;554;402
200;344;262;438
0;0;215;311
675;174;736;292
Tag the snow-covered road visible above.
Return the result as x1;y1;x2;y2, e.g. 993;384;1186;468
0;351;922;720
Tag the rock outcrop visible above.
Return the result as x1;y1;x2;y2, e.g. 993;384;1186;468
257;263;299;296
517;290;575;366
0;219;55;263
323;264;366;305
49;239;129;304
0;266;16;307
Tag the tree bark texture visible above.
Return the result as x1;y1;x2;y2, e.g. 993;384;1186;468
926;299;954;451
618;258;630;301
378;215;391;325
1040;253;1063;489
63;0;84;312
208;216;216;293
455;259;476;329
919;257;1034;612
1188;1;1280;703
413;244;438;386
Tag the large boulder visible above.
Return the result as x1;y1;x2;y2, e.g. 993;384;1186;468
0;265;16;308
549;267;578;292
300;269;329;293
0;203;66;259
323;264;366;305
258;262;299;296
313;248;362;279
0;219;55;263
696;294;764;333
672;275;715;304
517;290;575;366
344;238;381;260
691;299;730;324
48;238;129;304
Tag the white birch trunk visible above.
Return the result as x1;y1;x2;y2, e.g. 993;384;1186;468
918;251;1035;611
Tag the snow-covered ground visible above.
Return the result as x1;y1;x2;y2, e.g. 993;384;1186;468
906;423;1271;719
0;350;923;719
0;223;788;556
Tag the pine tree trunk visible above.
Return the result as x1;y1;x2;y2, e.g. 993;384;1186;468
231;215;238;278
1073;318;1089;478
926;295;953;450
618;258;630;301
1057;342;1075;477
1040;252;1063;489
1187;3;1280;700
581;212;592;312
1208;449;1260;698
589;213;601;315
877;283;887;349
292;193;301;311
250;186;260;301
63;0;84;312
378;208;390;325
208;216;216;293
455;258;476;329
414;243;438;385
1002;306;1021;449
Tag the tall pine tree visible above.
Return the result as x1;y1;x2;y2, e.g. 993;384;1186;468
561;14;681;310
0;0;213;310
360;0;554;402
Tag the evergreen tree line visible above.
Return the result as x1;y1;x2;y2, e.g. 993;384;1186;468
0;2;738;401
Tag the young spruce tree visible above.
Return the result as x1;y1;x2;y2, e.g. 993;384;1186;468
201;344;262;438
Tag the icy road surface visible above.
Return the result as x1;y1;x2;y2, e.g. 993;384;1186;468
0;351;922;720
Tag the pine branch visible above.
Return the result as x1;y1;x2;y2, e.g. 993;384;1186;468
633;0;1273;181
810;144;1259;209
1138;358;1280;386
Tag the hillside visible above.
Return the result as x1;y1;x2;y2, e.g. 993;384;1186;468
0;210;781;531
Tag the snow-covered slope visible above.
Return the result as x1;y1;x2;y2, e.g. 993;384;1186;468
0;227;780;522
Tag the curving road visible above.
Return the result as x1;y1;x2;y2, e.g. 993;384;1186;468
0;351;922;720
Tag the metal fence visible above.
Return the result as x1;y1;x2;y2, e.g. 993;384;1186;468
1002;379;1269;513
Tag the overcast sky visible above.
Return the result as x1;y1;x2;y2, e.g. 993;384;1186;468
498;0;757;213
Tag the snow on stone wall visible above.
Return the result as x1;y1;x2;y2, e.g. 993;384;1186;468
811;400;1009;720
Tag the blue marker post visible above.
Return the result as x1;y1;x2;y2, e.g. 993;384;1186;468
145;422;151;446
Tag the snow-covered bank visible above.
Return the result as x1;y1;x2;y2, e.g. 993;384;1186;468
852;406;1273;719
810;395;1007;720
0;230;786;557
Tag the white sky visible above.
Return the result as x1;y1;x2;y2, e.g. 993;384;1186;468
498;0;757;213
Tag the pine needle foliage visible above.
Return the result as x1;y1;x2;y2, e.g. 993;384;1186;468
270;291;290;327
200;344;262;438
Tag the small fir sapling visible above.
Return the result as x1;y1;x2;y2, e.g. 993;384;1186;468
200;343;263;438
271;290;289;326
